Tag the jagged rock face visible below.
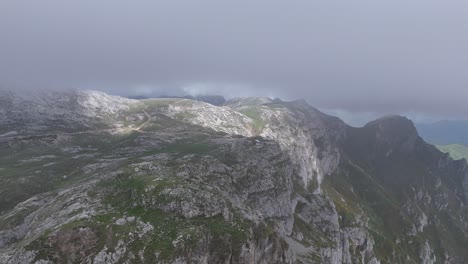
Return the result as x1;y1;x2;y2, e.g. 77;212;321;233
167;97;346;188
255;102;345;188
1;90;468;263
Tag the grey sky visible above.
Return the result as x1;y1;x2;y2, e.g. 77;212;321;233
1;0;467;120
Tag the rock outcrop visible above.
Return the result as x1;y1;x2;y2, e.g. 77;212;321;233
1;90;468;263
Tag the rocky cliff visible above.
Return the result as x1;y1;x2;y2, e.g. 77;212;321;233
1;90;468;263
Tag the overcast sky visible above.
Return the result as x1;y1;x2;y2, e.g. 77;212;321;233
1;0;467;122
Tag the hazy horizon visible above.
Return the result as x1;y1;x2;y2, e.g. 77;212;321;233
1;0;467;123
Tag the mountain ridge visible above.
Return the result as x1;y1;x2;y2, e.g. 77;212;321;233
1;90;468;263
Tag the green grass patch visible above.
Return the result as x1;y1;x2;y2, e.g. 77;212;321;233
436;144;468;160
239;107;267;134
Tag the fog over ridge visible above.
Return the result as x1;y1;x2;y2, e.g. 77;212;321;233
1;0;467;122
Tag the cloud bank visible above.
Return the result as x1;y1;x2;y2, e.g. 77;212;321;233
1;0;467;119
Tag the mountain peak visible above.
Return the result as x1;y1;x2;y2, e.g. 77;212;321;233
364;115;420;153
365;115;417;135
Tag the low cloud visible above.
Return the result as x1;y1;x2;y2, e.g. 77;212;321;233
1;0;467;119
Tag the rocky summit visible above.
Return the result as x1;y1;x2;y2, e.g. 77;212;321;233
1;90;468;263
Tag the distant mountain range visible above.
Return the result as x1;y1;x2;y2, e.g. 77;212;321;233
415;121;468;161
416;120;468;146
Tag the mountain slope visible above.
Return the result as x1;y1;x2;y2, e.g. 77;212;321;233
339;116;468;263
0;89;139;135
1;90;468;263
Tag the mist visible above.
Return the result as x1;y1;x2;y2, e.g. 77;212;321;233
1;0;467;120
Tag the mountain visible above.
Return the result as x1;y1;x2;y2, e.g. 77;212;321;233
127;95;227;106
1;90;468;263
416;120;468;146
0;89;136;135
